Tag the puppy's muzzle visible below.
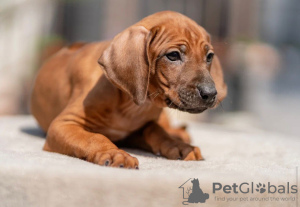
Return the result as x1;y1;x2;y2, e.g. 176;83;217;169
168;81;217;114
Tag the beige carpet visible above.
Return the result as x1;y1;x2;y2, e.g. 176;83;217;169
0;116;299;207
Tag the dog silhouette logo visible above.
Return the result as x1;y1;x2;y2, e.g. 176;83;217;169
179;178;209;205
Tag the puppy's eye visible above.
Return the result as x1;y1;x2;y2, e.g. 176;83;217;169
166;51;181;61
206;52;214;63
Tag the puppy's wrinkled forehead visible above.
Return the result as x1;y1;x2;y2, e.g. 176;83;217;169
135;11;211;60
137;11;210;45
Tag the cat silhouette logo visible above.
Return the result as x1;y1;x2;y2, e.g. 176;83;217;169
179;178;209;205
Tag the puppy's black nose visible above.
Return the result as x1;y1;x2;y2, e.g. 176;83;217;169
198;85;217;103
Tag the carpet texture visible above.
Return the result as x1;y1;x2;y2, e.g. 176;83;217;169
0;116;299;207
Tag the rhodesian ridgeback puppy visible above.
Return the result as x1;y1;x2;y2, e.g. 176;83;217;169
31;11;227;169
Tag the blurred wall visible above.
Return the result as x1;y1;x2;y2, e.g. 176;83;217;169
0;0;56;114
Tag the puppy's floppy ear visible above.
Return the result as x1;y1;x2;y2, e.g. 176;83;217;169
210;55;227;103
98;26;151;105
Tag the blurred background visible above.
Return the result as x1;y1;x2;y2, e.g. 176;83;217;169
1;0;300;137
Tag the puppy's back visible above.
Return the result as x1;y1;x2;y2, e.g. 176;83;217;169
30;41;109;132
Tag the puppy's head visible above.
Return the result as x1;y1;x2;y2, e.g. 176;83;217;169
98;11;227;113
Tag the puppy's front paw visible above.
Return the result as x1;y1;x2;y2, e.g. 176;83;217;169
92;149;139;169
158;140;203;161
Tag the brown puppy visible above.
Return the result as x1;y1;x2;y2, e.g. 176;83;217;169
31;11;227;169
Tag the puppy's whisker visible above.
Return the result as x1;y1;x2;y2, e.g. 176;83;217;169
148;91;159;97
214;99;224;112
178;102;185;114
219;101;225;112
178;102;182;109
152;92;160;100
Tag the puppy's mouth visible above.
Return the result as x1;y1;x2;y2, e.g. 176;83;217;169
165;98;208;114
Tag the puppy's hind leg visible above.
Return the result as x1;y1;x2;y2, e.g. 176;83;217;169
120;121;203;161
